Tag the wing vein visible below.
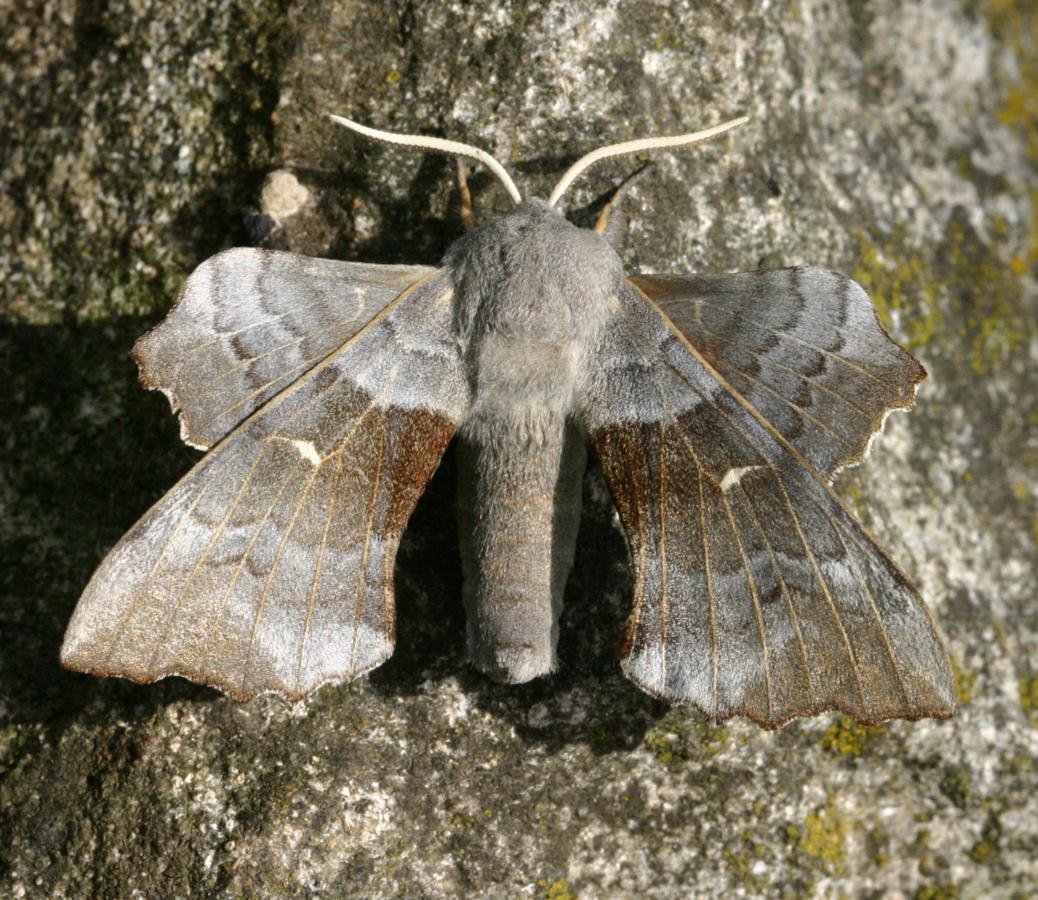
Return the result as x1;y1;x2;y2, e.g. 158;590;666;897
349;408;387;677
772;472;870;712
174;284;375;364
623;432;650;666
719;485;774;720
695;327;879;418
198;470;301;676
135;315;405;676
681;312;897;389
205;279;452;433
240;463;322;694
99;443;250;670
208;358;325;428
295;445;347;694
735;481;814;706
711;362;859;451
624;284;871;714
697;452;719;720
657;425;670;687
205;316;361;382
144;443;274;678
610;294;723;716
810;491;913;709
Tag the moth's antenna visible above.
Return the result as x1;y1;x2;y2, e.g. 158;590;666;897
328;114;523;205
548;115;749;208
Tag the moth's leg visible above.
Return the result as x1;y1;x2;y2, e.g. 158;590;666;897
594;162;654;246
457;159;477;231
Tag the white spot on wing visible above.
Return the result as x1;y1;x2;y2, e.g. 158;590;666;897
271;436;322;466
720;465;766;492
288;439;322;466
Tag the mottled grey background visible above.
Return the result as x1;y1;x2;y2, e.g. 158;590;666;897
2;1;1036;897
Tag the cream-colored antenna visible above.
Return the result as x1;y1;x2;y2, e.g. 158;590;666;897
328;114;523;205
547;115;749;208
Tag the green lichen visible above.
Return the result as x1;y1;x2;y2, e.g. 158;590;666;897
1017;482;1038;548
968;815;1003;864
854;212;1028;377
854;231;943;351
448;810;480;831
643;712;729;766
939;766;972;810
988;0;1038;156
537;877;575;900
1018;669;1038;726
723;828;767;890
914;884;960;900
836;474;872;521
866;824;891;868
788;796;848;876
821;716;886;757
951;658;978;706
986;1;1038;271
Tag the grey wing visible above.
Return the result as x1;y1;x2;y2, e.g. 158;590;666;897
62;270;466;701
578;281;953;727
629;268;926;478
134;247;435;449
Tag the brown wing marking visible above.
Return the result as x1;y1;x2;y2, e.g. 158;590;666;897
62;272;465;700
630;269;927;478
583;282;953;727
134;249;435;449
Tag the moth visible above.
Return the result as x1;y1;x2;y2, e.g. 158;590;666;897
61;114;956;728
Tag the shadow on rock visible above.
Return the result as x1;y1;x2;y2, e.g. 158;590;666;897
369;455;668;754
0;316;217;733
1;316;662;752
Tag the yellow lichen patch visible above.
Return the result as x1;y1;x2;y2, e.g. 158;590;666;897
951;657;978;705
644;713;729;766
987;2;1038;272
866;823;891;868
821;716;886;756
915;883;961;900
448;810;479;831
1029;189;1038;267
1013;481;1038;543
1019;669;1038;727
968;814;1003;865
836;473;871;520
854;213;1028;377
853;231;942;351
798;797;848;875
723;827;767;889
939;766;972;809
537;877;575;900
988;0;1038;157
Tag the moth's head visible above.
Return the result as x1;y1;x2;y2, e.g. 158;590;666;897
327;113;748;216
441;196;624;329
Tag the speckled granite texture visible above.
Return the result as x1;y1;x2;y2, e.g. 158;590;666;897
2;1;1036;897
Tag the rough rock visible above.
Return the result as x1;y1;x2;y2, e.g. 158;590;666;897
1;0;1036;896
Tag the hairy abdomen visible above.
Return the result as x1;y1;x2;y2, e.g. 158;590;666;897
457;414;585;683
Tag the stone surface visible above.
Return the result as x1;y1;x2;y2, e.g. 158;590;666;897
2;0;1036;897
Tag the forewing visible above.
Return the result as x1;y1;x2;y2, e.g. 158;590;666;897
629;268;926;477
62;270;465;701
579;281;953;727
134;248;435;449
